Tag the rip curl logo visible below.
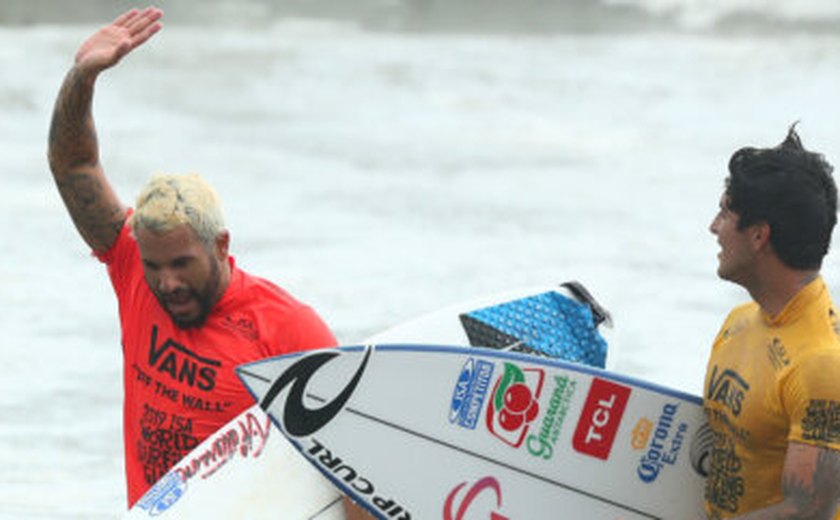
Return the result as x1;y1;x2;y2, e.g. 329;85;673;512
444;477;510;520
259;348;371;437
690;422;714;478
307;438;411;519
485;363;545;448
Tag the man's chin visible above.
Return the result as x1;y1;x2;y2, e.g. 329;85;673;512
168;310;208;330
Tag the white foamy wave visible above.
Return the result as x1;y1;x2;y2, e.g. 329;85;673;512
612;0;840;31
3;0;839;34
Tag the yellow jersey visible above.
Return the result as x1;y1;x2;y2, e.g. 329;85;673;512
704;277;840;518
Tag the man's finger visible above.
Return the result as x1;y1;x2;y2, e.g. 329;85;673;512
112;8;140;28
125;7;163;37
132;23;163;48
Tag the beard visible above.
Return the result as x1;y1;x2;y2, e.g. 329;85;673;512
156;257;222;329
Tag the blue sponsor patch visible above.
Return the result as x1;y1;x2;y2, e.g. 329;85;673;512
136;472;187;516
449;358;495;429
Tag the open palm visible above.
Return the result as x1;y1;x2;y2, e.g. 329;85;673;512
74;7;163;72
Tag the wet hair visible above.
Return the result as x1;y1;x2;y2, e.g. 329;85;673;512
129;173;226;246
725;125;837;270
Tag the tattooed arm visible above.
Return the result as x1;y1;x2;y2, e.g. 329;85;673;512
731;443;840;520
47;7;163;253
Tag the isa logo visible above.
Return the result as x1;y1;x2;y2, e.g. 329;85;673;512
572;377;631;460
136;472;187;516
449;358;495;429
485;362;545;448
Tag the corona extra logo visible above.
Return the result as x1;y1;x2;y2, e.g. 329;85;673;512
631;418;653;450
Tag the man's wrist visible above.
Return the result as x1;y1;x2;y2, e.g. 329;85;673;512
67;62;102;88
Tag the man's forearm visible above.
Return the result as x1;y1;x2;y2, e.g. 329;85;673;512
729;445;840;520
48;66;100;177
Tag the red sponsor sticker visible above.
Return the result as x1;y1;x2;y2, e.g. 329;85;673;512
572;378;631;460
485;363;545;448
444;477;509;520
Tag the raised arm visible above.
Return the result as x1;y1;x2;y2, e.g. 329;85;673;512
47;7;163;253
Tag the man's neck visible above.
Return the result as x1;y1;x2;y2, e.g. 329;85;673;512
747;268;819;318
217;257;233;301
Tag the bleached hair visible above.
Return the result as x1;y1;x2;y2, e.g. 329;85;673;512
129;173;225;246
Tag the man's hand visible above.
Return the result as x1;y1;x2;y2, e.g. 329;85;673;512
74;7;163;74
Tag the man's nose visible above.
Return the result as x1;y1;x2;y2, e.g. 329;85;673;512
157;268;180;293
709;215;720;235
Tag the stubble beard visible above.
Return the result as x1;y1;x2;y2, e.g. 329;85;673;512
159;257;222;330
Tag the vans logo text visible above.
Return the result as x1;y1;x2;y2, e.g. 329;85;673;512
707;366;749;417
148;325;220;391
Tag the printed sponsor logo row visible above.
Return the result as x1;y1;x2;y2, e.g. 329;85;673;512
448;357;691;484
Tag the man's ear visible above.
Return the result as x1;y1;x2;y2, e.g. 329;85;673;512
750;222;771;252
215;230;230;259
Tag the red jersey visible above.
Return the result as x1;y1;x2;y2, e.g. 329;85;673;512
96;219;337;507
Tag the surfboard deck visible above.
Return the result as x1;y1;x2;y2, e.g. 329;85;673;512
125;282;613;518
237;344;709;519
124;404;346;519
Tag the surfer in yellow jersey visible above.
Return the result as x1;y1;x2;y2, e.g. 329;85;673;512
47;6;372;519
705;126;840;519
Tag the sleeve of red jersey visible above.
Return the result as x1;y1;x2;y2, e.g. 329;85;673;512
92;211;141;299
277;304;339;354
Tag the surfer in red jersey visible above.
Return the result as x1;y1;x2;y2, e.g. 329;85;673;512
705;126;840;519
47;7;370;518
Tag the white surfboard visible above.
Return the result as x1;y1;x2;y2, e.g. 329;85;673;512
237;344;709;519
124;405;346;519
126;282;612;518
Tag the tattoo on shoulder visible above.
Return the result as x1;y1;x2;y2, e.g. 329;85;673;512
813;448;840;501
784;447;840;519
783;469;811;512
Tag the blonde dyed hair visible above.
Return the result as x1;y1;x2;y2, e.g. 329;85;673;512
130;173;226;245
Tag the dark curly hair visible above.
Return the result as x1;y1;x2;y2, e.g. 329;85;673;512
725;125;837;270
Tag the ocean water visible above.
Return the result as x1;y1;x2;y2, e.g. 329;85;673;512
1;2;839;518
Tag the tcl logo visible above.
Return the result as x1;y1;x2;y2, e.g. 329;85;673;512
444;477;509;520
572;378;631;460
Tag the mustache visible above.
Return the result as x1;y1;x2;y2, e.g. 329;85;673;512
159;288;195;299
